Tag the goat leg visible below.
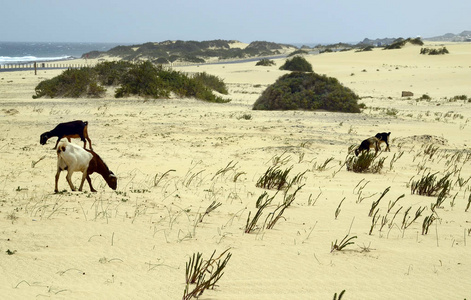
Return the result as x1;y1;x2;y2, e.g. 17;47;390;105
86;175;97;193
66;172;76;191
54;170;61;193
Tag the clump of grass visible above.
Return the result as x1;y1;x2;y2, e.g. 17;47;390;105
256;165;305;191
256;165;291;190
184;249;232;299
346;151;385;173
410;172;452;196
237;113;252;120
423;143;440;159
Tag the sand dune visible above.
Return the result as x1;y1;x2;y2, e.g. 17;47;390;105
0;42;470;299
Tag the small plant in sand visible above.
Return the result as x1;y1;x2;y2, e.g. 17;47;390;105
335;197;345;220
313;157;334;171
401;206;426;230
183;248;232;300
465;194;471;212
245;192;276;233
422;213;437;235
368;186;390;217
331;234;357;252
346;151;385;173
422;143;440;159
333;290;346;300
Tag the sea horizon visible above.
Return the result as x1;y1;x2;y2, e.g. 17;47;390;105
0;41;126;65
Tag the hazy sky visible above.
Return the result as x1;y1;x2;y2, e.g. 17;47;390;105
3;0;470;44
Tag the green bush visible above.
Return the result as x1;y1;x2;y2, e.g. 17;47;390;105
287;49;309;57
192;72;228;94
33;67;104;99
33;61;230;103
253;72;360;112
255;59;276;66
279;56;313;72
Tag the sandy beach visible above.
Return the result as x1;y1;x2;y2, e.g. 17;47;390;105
0;41;471;299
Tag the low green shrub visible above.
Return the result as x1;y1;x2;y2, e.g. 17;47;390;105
279;56;313;72
384;37;423;50
287;49;309;57
33;67;104;99
33;61;230;103
255;59;276;66
253;72;360;112
420;47;449;55
192;72;228;94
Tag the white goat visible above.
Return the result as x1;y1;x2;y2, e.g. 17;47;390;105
55;141;117;193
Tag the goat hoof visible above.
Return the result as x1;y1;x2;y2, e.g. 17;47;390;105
91;189;97;193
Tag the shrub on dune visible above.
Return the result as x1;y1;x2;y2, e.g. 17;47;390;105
33;61;230;103
252;72;360;112
279;56;313;72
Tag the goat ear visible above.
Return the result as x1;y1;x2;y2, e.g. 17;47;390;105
109;173;116;178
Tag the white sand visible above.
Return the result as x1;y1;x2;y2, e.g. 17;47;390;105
0;41;470;299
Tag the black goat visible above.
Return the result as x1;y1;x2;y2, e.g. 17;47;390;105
374;132;391;152
40;120;93;150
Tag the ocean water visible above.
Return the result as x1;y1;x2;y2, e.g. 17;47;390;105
0;41;124;65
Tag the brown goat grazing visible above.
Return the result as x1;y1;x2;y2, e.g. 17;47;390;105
355;137;380;156
55;140;117;193
375;132;391;151
40;120;93;150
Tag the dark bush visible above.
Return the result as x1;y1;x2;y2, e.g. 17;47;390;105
253;72;360;112
420;47;449;55
384;37;424;50
255;59;276;66
287;49;309;57
279;56;313;72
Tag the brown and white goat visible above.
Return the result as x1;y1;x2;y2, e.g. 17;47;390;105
40;120;93;150
355;137;380;156
55;141;117;193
